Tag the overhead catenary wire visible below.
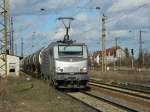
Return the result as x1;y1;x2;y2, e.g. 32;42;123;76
106;1;150;24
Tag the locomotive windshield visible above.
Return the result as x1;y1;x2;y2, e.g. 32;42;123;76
58;45;83;56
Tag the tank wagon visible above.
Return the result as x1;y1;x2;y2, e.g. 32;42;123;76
21;40;89;89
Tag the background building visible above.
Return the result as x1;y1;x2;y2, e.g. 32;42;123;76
91;46;126;65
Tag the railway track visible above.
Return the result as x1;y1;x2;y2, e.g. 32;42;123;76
89;81;150;100
90;78;150;94
88;82;150;112
67;91;137;112
66;80;150;112
22;72;149;111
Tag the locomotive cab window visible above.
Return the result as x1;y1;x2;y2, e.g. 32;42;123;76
58;45;83;56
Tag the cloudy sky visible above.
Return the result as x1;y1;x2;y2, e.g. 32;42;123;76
1;0;150;57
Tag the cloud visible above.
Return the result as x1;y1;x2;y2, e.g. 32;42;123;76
9;0;84;16
108;0;150;13
3;0;150;55
76;13;88;22
108;8;150;31
109;30;129;38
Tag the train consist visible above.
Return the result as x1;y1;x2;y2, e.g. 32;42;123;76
21;39;89;89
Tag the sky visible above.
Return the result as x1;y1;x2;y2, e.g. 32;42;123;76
1;0;150;57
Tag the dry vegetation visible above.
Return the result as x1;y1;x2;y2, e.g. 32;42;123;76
89;70;150;84
0;73;96;112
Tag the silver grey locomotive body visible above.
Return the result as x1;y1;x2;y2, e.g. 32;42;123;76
21;41;89;88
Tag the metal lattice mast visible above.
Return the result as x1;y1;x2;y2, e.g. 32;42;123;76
138;30;145;69
101;14;107;72
0;0;8;77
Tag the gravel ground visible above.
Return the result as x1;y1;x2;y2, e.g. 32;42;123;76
68;92;127;112
0;73;97;112
89;85;150;112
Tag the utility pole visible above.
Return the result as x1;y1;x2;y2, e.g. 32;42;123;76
21;38;23;57
15;43;17;56
115;38;118;50
101;14;107;72
31;32;35;53
113;38;118;70
114;37;122;69
131;49;134;69
0;0;8;78
138;30;145;69
10;17;14;55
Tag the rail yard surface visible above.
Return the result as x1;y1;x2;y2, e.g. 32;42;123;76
1;71;150;112
0;72;96;112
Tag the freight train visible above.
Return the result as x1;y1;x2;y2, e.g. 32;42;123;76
21;39;89;89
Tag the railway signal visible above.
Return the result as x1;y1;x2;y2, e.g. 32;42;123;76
131;49;134;56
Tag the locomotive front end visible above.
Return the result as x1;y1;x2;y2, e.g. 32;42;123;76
54;44;89;88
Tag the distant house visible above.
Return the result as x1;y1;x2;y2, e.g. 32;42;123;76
0;54;20;78
91;46;126;65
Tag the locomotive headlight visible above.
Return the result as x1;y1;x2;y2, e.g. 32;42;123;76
56;67;63;72
80;67;87;73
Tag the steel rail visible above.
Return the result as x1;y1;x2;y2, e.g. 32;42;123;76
90;79;150;94
90;79;150;99
81;91;138;112
66;92;102;112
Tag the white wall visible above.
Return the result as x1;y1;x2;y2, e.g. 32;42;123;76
0;55;20;77
116;49;126;59
7;55;20;77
